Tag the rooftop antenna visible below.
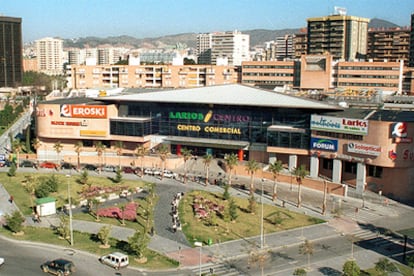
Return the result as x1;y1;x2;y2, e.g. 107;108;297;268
334;6;347;16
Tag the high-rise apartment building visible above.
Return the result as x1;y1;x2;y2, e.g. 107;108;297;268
307;14;370;61
211;30;250;66
275;34;295;60
409;13;414;67
196;33;213;64
0;16;23;87
36;37;64;75
293;29;307;59
367;27;410;64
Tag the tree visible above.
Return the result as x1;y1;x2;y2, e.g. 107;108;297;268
203;154;213;185
128;230;149;260
374;257;397;275
74;141;83;171
248;193;257;214
78;169;89;185
12;138;25;168
293;268;307;275
56;214;69;240
223;184;230;200
299;239;314;270
135;145;148;177
120;205;126;226
97;225;112;248
157;144;169;180
181;148;192;184
7;162;16;177
246;159;260;195
343;259;361;276
53;141;63;168
94;141;106;174
114;141;124;169
92;198;102;221
114;167;123;183
5;211;25;233
23;175;37;208
32;138;41;160
268;160;283;202
228;198;238;221
224;153;238;187
293;165;309;208
248;246;269;276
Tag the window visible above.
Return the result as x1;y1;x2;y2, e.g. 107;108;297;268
322;159;333;170
368;165;383;178
344;161;357;174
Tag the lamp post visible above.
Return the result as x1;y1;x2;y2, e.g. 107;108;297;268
260;178;265;249
194;241;203;276
66;174;74;246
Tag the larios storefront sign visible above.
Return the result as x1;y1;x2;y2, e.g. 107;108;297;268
60;105;107;119
348;142;381;156
310;137;338;151
310;115;368;135
169;110;250;123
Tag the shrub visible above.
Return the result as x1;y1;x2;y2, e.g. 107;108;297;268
7;162;16;177
293;268;307;275
35;183;51;198
343;259;360;276
5;210;25;233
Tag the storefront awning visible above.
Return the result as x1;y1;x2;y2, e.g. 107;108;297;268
164;136;250;150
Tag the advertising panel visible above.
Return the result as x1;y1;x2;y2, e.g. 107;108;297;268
347;142;381;156
60;105;107;119
391;122;412;143
310;137;338;152
310;114;368;135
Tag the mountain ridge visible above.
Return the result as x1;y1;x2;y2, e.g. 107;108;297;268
63;18;401;49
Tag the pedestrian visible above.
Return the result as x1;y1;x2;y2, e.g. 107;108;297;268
9;195;13;203
172;223;177;233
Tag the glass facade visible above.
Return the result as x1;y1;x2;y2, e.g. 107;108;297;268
109;102;311;150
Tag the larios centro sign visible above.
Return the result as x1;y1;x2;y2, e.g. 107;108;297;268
169;110;250;135
60;105;107;119
310;115;368;135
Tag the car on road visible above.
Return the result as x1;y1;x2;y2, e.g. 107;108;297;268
39;162;58;169
41;258;75;275
82;164;98;171
102;165;116;172
99;252;129;270
61;162;76;170
122;166;136;174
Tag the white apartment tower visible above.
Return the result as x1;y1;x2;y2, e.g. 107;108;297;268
196;33;213;64
35;37;64;75
211;30;250;66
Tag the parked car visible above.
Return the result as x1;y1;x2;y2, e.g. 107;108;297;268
39;162;58;169
61;162;76;170
163;170;178;178
99;252;129;270
20;160;36;168
82;164;98;171
102;165;116;172
41;259;75;275
0;257;4;266
122;166;136;174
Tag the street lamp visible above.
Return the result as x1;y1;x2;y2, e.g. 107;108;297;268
260;178;265;249
66;174;74;246
194;241;203;276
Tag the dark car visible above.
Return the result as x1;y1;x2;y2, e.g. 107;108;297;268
61;162;76;170
122;166;136;174
41;259;75;275
82;164;98;171
20;160;36;168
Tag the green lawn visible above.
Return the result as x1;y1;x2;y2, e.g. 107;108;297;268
179;190;325;246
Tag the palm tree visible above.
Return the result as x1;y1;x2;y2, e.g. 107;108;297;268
268;160;283;202
299;239;314;270
203;154;213;185
74;141;83;171
12;138;25;168
246;159;260;195
53;141;63;168
94;141;106;174
135;145;148;177
293;165;309;208
114;141;124;170
120;205;126;226
181;148;192;184
224;153;238;186
157;144;169;180
31;138;41;161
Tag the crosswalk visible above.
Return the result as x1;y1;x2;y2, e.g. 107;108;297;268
341;206;386;223
191;262;244;276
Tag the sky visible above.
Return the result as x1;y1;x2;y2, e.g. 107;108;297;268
1;0;413;43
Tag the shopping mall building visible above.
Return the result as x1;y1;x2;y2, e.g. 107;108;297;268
35;84;414;202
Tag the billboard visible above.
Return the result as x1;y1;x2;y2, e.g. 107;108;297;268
347;142;381;156
310;114;368;135
310;137;338;152
60;105;107;119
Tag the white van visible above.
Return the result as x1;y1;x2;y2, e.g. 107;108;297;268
99;252;129;269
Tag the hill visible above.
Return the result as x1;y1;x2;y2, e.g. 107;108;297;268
63;18;400;49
